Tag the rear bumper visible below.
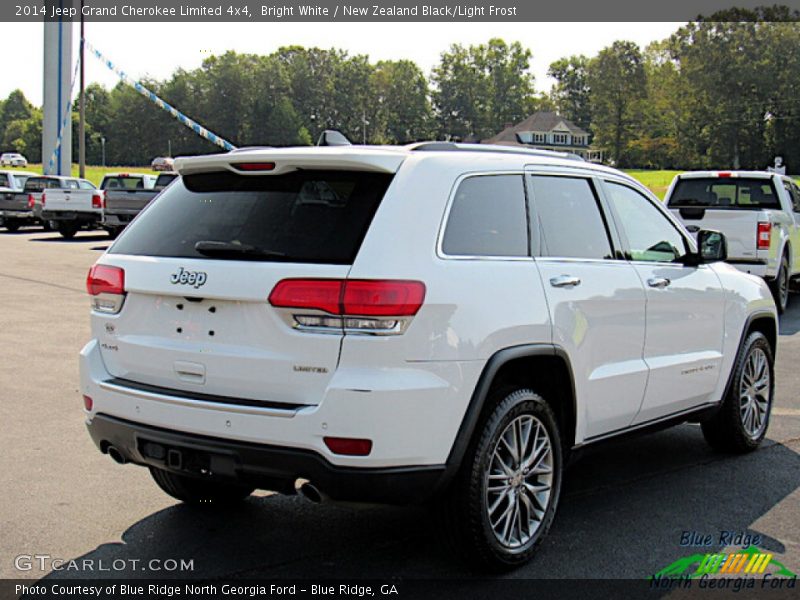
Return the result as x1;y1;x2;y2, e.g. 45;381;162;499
81;338;479;472
86;413;445;504
42;210;101;223
103;211;138;227
0;209;33;220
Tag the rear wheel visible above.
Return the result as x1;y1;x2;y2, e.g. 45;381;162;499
4;219;19;232
149;467;254;505
57;221;78;239
769;253;790;313
105;227;120;240
702;331;774;453
443;388;563;571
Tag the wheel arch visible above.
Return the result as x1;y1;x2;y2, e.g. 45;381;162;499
440;345;577;490
720;310;777;405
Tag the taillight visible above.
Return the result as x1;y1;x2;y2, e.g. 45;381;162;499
757;222;771;250
41;192;45;206
91;192;104;209
27;194;34;208
269;279;426;335
86;264;126;314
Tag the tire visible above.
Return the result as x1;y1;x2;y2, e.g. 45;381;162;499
701;331;774;453
57;222;78;239
106;227;120;240
768;253;790;314
4;219;19;232
149;467;254;505
442;388;563;571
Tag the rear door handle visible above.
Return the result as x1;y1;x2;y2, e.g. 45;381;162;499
550;275;581;288
647;277;671;289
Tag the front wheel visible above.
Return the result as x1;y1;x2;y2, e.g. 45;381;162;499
702;331;774;453
149;467;254;505
443;388;563;571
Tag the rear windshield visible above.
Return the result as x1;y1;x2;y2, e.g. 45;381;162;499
0;174;9;187
668;178;780;209
102;176;151;190
110;170;394;264
23;178;64;192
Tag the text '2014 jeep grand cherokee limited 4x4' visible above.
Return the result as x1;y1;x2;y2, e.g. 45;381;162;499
80;143;778;570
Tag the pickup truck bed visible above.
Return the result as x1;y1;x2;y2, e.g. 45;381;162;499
0;190;31;231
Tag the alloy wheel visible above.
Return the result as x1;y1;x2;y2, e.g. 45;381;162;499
739;347;771;438
485;415;553;550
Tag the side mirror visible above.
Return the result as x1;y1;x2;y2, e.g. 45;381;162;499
698;229;727;262
680;230;727;266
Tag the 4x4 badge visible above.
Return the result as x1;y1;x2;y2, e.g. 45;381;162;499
170;267;207;289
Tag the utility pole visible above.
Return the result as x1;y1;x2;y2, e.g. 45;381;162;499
78;0;86;178
101;136;105;166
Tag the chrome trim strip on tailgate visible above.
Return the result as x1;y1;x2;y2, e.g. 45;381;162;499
99;377;309;418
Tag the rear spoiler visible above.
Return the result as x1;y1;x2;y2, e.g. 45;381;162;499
175;148;407;177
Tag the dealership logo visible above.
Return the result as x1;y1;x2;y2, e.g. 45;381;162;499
654;546;795;579
170;267;207;289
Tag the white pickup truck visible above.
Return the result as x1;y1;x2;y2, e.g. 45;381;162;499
40;177;101;239
665;171;800;312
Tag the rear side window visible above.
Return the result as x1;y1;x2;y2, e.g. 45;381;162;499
529;176;613;260
110;170;393;265
441;175;528;257
155;174;177;188
668;178;780;209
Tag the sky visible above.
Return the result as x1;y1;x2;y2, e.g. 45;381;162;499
3;21;681;107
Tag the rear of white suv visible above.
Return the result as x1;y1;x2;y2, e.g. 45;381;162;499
82;144;778;571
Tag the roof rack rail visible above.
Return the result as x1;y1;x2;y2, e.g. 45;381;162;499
407;141;585;162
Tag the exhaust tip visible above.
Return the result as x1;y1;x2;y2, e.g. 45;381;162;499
298;481;324;504
107;446;127;465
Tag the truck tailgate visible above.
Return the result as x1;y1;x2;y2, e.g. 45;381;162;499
44;189;95;211
105;190;158;212
669;207;760;260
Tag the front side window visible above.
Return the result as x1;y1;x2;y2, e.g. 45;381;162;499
605;182;687;263
783;181;800;213
442;175;528;257
528;175;614;260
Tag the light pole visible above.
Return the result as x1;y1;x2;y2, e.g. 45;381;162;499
101;136;105;167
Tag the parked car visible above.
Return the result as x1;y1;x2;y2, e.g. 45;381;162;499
0;174;78;231
40;177;100;238
151;156;175;172
82;143;777;570
0;152;28;167
100;173;162;238
0;170;38;231
666;171;800;312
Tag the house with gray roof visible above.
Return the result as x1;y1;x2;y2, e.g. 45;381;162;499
482;112;603;162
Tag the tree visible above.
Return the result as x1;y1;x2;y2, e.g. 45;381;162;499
548;55;591;132
370;60;433;143
432;38;535;140
588;41;647;166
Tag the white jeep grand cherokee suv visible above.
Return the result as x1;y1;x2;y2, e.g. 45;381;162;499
81;143;777;570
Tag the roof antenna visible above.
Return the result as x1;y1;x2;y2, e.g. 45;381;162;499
317;130;352;147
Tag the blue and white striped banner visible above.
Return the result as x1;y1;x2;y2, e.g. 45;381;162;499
84;40;237;152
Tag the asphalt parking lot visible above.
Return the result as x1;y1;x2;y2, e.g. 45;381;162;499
1;228;798;583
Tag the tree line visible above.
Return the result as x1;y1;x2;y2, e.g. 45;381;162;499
1;8;798;171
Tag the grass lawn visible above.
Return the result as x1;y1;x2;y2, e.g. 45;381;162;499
623;170;682;199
